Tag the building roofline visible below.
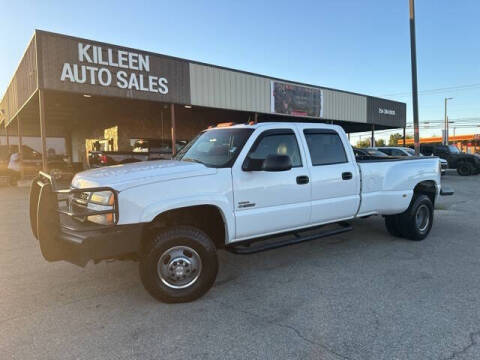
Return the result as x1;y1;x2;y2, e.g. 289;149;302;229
33;29;405;106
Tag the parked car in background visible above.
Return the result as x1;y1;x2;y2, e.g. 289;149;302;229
371;146;447;175
88;139;188;168
30;122;452;303
352;147;389;159
419;144;480;176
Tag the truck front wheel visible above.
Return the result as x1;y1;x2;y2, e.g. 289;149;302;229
139;226;218;303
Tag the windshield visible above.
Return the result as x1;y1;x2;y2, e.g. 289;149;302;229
448;145;460;154
405;148;416;156
174;128;254;168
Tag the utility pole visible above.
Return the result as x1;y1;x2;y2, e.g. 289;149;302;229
444;97;453;145
409;0;420;155
371;125;375;147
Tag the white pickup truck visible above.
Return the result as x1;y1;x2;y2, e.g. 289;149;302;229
30;122;453;303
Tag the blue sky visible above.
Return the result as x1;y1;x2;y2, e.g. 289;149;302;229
1;0;479;140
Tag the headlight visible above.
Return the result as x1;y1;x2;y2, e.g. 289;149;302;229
87;191;115;225
89;191;114;206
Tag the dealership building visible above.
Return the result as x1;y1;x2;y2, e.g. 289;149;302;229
0;30;406;172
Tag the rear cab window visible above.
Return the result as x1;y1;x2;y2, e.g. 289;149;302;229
303;129;348;166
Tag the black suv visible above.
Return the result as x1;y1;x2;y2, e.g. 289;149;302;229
420;144;480;176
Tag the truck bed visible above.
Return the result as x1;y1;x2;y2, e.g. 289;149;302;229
356;156;440;216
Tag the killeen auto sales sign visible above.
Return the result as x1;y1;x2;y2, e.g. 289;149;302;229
60;43;169;94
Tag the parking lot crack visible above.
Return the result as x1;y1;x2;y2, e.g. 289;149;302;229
442;330;480;360
273;322;351;360
211;299;350;360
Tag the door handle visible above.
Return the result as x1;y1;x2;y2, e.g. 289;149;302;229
296;175;309;185
342;172;353;180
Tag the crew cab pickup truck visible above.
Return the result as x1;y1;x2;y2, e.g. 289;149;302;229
30;122;453;303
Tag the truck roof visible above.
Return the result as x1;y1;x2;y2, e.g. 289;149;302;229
207;122;342;131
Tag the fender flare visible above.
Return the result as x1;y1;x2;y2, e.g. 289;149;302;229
140;196;235;243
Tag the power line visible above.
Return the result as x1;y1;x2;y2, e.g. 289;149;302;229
381;83;480;97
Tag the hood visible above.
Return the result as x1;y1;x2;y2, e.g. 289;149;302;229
457;153;480;161
71;160;217;190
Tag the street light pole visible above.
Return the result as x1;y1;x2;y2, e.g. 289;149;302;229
444;97;453;145
409;0;420;155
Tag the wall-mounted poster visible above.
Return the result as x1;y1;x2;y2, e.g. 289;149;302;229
271;81;323;118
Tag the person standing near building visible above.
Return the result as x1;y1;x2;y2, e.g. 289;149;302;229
7;151;20;186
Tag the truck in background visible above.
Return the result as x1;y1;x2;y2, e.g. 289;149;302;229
88;139;187;168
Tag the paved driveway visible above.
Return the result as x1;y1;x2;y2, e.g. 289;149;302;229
1;172;479;359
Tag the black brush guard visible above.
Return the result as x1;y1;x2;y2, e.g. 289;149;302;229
29;171;140;267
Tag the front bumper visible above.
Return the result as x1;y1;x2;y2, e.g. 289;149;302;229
30;172;142;267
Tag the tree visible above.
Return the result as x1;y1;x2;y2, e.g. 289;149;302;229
388;133;412;146
356;139;371;148
356;138;386;148
375;139;386;147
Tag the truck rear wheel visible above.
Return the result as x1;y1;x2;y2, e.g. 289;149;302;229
396;194;434;241
457;162;473;176
139;225;218;303
384;215;402;237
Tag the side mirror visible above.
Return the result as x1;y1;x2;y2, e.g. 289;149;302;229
242;156;264;171
262;154;292;172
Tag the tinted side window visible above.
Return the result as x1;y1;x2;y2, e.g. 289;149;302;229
379;148;392;155
304;131;347;166
249;133;302;167
391;149;405;156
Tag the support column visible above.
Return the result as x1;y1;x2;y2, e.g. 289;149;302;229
5;123;9;147
403;127;406;146
17;116;24;179
371;125;375;147
170;104;176;156
39;89;48;172
65;131;72;164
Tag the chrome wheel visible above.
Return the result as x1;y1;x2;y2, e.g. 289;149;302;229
157;246;202;289
415;204;430;233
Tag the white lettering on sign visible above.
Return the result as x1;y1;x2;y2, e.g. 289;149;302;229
60;42;168;94
378;108;396;116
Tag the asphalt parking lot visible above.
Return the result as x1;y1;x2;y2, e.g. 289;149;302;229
1;171;479;360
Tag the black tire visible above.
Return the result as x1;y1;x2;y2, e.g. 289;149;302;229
396;194;434;241
457;162;473;176
139;225;218;303
384;215;402;237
